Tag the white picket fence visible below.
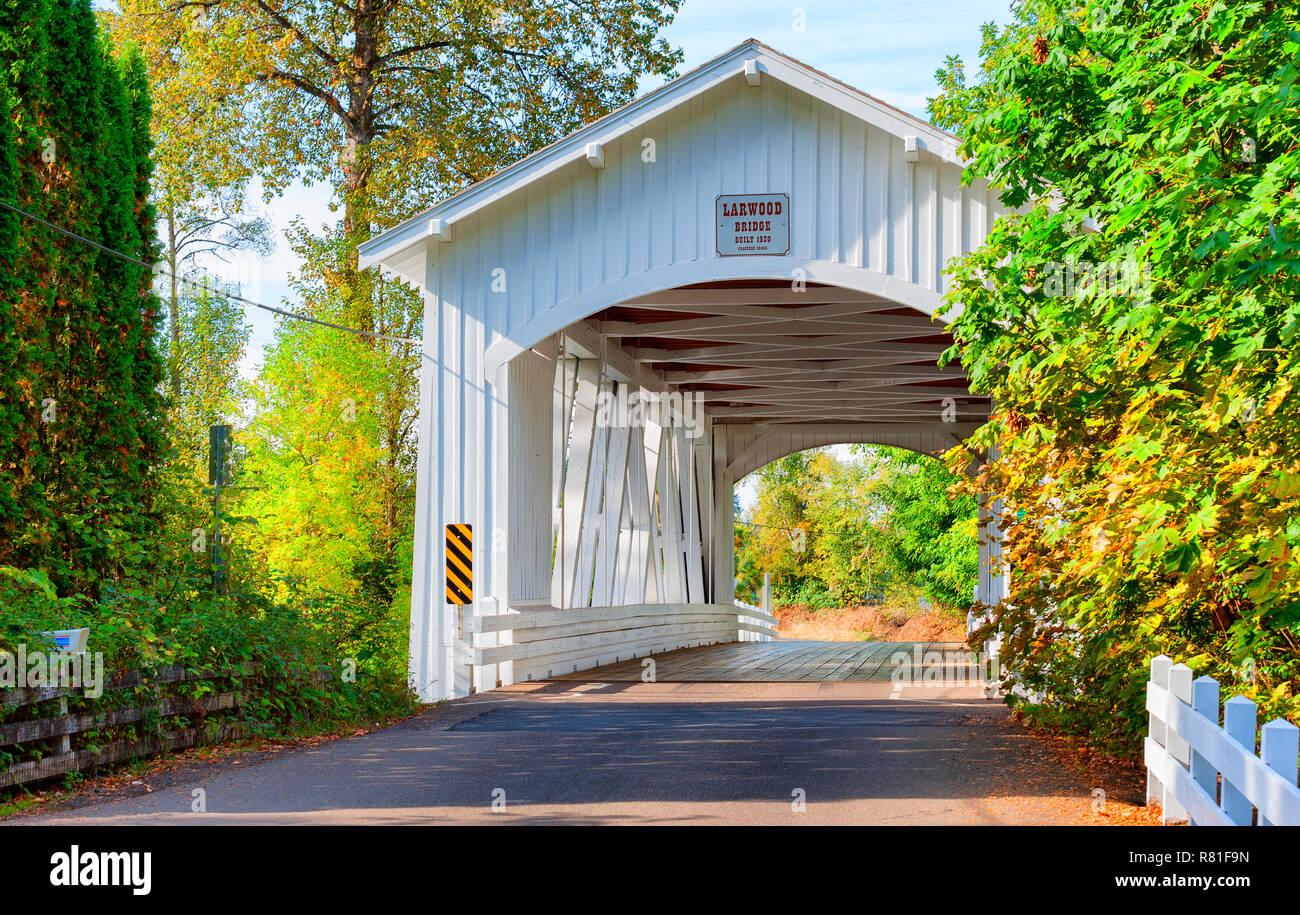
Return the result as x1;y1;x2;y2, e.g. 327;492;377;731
1145;654;1300;825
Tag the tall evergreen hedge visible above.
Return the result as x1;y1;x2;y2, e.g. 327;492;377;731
0;0;164;596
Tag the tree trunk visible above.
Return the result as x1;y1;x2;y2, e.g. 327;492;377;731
341;0;379;336
166;203;180;395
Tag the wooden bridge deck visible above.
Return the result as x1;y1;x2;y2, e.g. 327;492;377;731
554;639;973;683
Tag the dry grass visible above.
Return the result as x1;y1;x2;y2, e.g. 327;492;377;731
775;602;966;642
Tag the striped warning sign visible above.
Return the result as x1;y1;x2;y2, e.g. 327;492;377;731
445;523;472;605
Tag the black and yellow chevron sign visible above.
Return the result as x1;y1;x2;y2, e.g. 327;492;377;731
445;523;473;605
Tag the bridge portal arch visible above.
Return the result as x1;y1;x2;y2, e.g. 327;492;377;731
361;40;1010;701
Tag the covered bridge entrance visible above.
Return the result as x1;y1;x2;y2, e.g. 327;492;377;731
360;40;1009;702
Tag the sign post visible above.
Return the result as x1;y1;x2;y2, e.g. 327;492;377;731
209;424;233;593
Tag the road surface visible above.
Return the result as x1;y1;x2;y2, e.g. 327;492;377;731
13;676;1104;826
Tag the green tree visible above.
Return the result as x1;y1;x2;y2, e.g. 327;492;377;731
804;456;889;606
102;0;685;337
0;80;22;537
99;6;270;397
736;447;976;611
156;202;271;395
738;450;827;606
931;0;1300;751
0;0;165;595
856;447;978;610
0;1;415;735
166;282;251;475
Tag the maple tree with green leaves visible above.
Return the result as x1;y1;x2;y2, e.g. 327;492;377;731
931;0;1300;751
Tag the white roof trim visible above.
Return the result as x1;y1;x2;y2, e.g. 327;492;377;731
359;39;961;272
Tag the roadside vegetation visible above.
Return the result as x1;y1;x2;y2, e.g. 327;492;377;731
929;0;1300;754
0;1;415;769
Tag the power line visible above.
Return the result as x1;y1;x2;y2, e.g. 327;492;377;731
0;199;422;347
735;520;805;534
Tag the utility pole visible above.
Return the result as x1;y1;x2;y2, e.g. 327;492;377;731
208;423;233;593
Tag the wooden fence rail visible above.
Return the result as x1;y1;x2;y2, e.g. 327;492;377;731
1145;654;1300;826
1;664;328;791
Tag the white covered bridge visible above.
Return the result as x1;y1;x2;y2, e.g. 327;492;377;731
359;40;1009;702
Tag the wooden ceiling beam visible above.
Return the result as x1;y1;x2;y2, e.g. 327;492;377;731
665;364;967;384
708;404;990;420
619;288;895;307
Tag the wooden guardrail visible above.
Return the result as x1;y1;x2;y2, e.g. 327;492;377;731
0;664;329;790
1145;654;1300;825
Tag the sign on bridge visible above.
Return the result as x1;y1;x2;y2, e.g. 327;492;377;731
445;523;473;605
716;193;789;256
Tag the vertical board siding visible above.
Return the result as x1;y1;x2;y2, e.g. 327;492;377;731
843;116;865;268
420;72;1014;354
446;76;993;351
865;125;888;273
891;143;910;281
915;161;936;291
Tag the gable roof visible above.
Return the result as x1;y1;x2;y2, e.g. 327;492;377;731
359;38;962;272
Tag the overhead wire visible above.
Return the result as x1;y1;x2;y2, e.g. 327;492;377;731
0;199;421;347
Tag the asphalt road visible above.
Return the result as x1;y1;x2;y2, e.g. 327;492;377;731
14;680;1097;826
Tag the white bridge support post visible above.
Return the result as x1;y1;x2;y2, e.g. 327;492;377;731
977;489;1007;663
407;281;483;702
711;426;736;607
406;294;554;701
495;346;557;689
973;434;1008;667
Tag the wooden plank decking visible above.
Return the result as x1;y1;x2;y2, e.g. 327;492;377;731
554;639;973;683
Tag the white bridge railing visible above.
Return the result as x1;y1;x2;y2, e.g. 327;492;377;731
733;599;779;643
465;601;778;684
1145;654;1300;825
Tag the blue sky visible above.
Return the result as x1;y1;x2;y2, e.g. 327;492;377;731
650;0;1007;113
227;0;1013;375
